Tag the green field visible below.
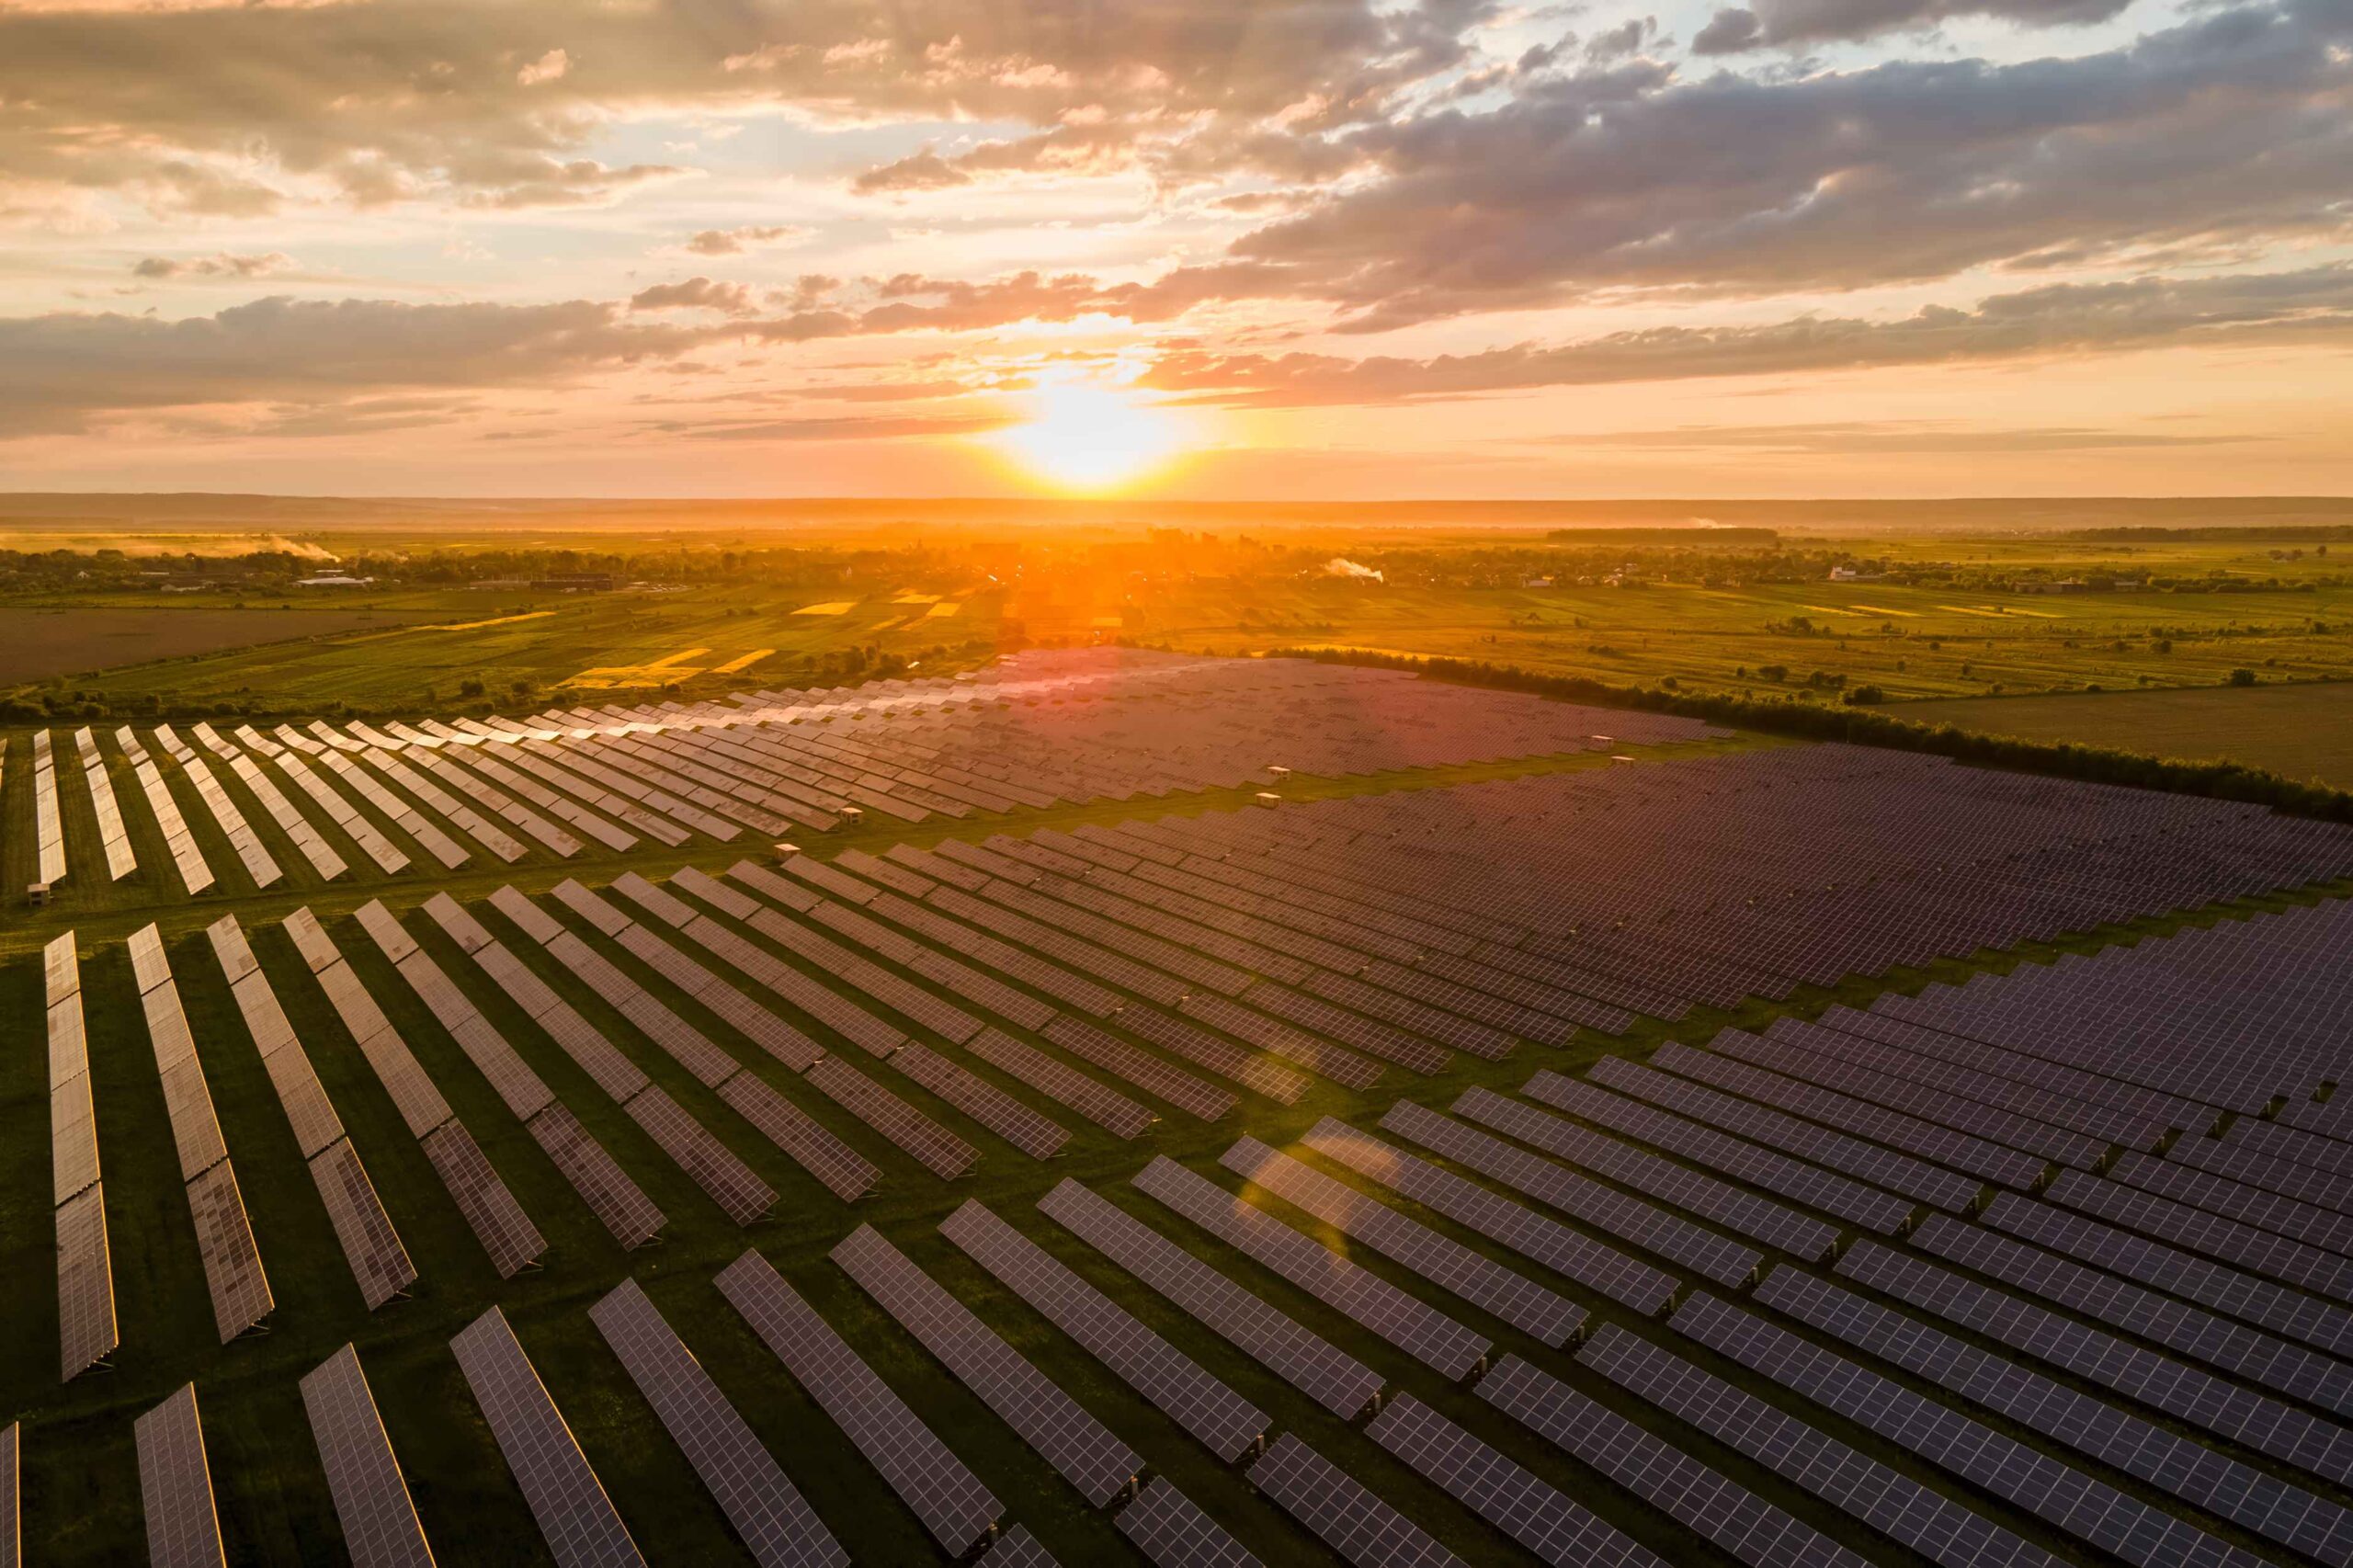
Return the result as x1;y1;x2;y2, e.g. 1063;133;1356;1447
1907;681;2353;788
5;587;1006;715
0;606;436;687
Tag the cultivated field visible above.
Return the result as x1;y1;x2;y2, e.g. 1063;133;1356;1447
1909;681;2353;787
0;607;435;687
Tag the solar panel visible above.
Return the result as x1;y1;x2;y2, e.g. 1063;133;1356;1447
804;1057;977;1179
1222;1136;1586;1345
1132;1156;1491;1379
56;1182;117;1381
887;1041;1069;1160
589;1280;847;1568
1521;1073;1915;1236
1477;1354;1869;1568
712;1248;1003;1556
1367;1392;1662;1568
833;1224;1141;1506
187;1160;273;1342
1450;1087;1831;1262
158;1055;228;1179
1578;1325;2052;1568
129;923;173;995
1380;1099;1752;1291
527;1104;665;1248
135;1384;223;1568
1669;1291;2255;1568
965;1028;1156;1139
308;1138;415;1311
1246;1433;1464;1568
422;1123;546;1278
1115;1477;1260;1568
940;1199;1267;1462
1037;1178;1382;1419
1039;1016;1238;1122
450;1308;646;1568
43;931;79;1006
0;1421;15;1568
1753;1265;2353;1564
714;1074;879;1201
621;1084;775;1224
50;1072;98;1207
1910;1213;2353;1433
1980;1190;2353;1358
300;1346;436;1568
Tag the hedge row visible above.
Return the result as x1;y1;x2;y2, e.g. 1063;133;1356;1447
1268;645;2353;824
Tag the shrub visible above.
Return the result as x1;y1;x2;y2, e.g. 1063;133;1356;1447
1844;685;1886;705
2228;667;2258;687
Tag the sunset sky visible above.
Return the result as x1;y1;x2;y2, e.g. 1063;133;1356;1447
1;0;2347;498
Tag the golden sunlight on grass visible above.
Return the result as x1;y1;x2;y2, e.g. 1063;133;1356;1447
985;381;1190;493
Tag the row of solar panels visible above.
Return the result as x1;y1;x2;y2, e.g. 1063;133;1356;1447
56;1020;2353;1568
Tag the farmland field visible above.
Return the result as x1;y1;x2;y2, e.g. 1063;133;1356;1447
22;587;1007;712
0;606;434;686
1907;681;2353;787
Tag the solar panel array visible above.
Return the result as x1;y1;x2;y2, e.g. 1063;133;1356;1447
287;905;545;1276
210;915;415;1310
588;1279;847;1568
714;1248;1003;1556
1220;1136;1586;1346
450;1307;645;1568
299;1346;436;1568
1039;1176;1385;1419
28;729;65;886
43;931;116;1381
1115;1476;1260;1568
135;1384;224;1568
1133;1154;1493;1380
1366;1392;1662;1568
131;924;274;1343
1301;1116;1678;1314
65;728;136;881
1477;1354;1870;1568
21;648;2353;1568
940;1199;1269;1462
1246;1433;1465;1568
1575;1324;2052;1568
354;897;676;1247
126;729;216;894
1671;1291;2258;1568
832;1223;1142;1506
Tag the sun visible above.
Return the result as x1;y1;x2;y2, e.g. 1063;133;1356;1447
988;381;1188;493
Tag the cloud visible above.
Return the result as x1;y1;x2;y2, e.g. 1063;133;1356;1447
1218;0;2353;327
515;47;569;85
658;411;1012;441
451;156;688;210
631;277;759;315
1137;263;2353;403
0;294;701;436
131;251;296;278
0;0;1489;212
1691;8;1765;51
1539;421;2259;452
681;224;806;256
1694;0;2131;54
